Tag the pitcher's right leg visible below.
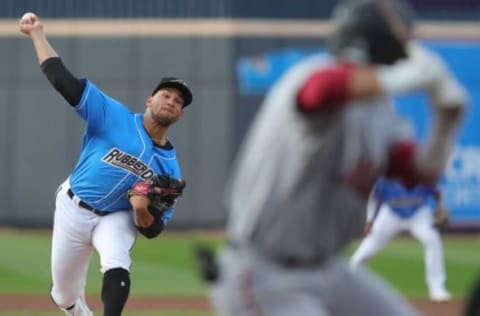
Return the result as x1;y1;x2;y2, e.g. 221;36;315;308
50;183;96;311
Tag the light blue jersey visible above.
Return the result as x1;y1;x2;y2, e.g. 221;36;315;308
68;79;180;221
373;177;436;218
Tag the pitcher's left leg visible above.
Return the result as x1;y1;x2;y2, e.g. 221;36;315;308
93;211;136;316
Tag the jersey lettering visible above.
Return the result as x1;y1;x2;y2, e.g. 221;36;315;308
102;148;154;179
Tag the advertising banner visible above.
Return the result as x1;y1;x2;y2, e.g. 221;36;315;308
236;40;480;227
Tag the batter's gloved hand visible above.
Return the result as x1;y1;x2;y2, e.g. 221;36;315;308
128;175;186;238
433;205;450;229
379;42;468;110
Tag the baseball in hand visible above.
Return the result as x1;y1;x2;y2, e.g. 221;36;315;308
21;12;36;23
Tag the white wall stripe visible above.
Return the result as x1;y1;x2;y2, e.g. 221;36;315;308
3;18;480;39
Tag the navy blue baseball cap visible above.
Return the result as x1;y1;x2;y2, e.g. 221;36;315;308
152;77;193;107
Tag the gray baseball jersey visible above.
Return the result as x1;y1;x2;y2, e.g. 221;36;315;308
225;54;413;264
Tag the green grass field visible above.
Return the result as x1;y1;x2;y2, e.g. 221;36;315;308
347;235;480;299
0;229;479;315
0;230;221;296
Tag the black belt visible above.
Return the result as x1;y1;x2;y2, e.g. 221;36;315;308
228;239;324;268
67;188;110;216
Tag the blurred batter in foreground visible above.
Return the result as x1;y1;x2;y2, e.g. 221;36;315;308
209;0;467;315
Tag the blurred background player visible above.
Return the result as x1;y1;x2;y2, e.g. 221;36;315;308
350;176;451;302
208;0;467;315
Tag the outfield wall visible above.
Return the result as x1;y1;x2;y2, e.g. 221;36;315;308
1;19;479;228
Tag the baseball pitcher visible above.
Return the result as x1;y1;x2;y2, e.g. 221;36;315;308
19;12;191;316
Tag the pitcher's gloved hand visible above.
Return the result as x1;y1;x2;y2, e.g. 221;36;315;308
128;175;186;238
